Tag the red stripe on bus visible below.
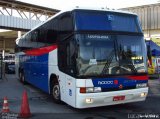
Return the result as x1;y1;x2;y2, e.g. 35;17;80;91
24;45;57;56
126;75;148;80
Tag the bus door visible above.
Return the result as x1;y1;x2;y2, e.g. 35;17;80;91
58;37;76;107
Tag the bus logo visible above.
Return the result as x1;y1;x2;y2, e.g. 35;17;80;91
98;81;113;85
108;15;114;21
114;80;118;85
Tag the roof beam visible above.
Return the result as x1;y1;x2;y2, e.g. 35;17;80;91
0;0;59;21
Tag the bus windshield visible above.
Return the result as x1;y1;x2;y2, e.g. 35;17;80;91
74;10;141;33
76;34;147;76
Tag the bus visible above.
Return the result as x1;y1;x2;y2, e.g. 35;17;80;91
15;8;148;108
146;40;160;74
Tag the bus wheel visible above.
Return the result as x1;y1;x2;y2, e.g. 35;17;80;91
51;83;61;103
19;71;22;82
21;72;26;84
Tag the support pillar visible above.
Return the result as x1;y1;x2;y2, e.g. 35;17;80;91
18;31;22;38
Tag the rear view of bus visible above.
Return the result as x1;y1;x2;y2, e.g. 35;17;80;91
70;9;148;108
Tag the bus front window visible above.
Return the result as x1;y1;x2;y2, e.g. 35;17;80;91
116;35;147;74
76;34;115;76
76;34;147;77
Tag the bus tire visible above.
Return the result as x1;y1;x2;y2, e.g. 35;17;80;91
20;71;27;84
19;71;22;82
51;82;61;103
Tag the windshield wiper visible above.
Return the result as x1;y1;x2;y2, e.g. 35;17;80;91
101;50;115;75
121;59;137;73
119;51;137;73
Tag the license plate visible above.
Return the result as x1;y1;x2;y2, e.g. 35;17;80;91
113;96;125;101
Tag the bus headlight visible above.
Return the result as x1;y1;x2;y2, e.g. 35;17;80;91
140;92;147;97
80;87;102;93
86;87;94;93
136;83;147;88
86;87;102;93
94;87;102;92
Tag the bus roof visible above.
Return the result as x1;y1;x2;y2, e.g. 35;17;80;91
64;7;137;15
16;7;137;44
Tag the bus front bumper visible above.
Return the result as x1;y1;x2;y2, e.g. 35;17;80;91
76;87;148;109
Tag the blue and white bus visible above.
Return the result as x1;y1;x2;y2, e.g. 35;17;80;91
15;8;148;108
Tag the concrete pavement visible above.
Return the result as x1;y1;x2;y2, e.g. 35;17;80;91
0;74;160;119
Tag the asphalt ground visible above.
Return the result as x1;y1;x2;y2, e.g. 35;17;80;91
0;74;160;119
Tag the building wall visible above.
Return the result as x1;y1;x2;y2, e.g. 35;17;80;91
121;3;160;38
143;29;160;38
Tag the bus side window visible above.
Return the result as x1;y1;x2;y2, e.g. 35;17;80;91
58;41;67;69
38;17;58;44
46;30;57;43
31;30;39;42
58;37;76;75
59;13;73;31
